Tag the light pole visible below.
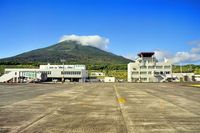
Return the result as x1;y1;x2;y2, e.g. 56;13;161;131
180;63;182;74
60;59;66;83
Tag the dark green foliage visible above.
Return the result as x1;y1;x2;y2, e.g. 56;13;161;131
0;41;132;64
87;64;127;70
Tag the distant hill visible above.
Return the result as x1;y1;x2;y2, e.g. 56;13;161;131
0;41;132;64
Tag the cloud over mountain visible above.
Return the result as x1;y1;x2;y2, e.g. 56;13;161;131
59;34;109;50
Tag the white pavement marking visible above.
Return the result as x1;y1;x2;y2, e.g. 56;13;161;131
113;85;135;133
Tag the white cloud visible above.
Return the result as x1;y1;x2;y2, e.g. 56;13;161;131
154;50;172;61
171;52;200;64
154;41;200;64
59;34;109;50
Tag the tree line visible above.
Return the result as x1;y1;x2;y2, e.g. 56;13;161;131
1;62;200;76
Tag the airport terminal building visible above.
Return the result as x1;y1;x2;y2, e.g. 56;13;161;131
0;64;88;83
128;52;172;82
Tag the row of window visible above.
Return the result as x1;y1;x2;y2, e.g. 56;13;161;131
154;71;170;74
132;71;152;75
132;71;170;75
61;71;81;75
49;66;74;69
132;78;147;81
40;71;51;75
49;67;58;69
140;66;171;69
48;65;84;69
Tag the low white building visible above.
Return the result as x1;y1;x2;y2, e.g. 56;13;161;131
128;52;172;82
194;75;200;82
104;77;115;83
0;69;47;83
172;73;195;82
0;64;88;83
39;64;88;82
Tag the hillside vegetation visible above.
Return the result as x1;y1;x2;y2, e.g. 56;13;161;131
0;41;131;64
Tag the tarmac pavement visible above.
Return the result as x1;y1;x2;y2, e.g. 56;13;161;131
0;83;200;133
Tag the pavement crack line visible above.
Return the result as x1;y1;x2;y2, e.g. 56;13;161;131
16;109;56;133
143;89;200;116
15;87;89;133
113;85;135;133
140;89;188;131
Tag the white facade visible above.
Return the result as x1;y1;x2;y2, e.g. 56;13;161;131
39;64;88;82
0;64;88;83
128;52;172;82
104;77;115;82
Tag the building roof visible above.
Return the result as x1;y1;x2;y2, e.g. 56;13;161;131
138;52;155;57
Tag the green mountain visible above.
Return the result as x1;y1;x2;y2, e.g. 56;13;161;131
0;41;132;64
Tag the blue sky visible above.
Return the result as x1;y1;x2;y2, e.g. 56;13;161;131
0;0;200;63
